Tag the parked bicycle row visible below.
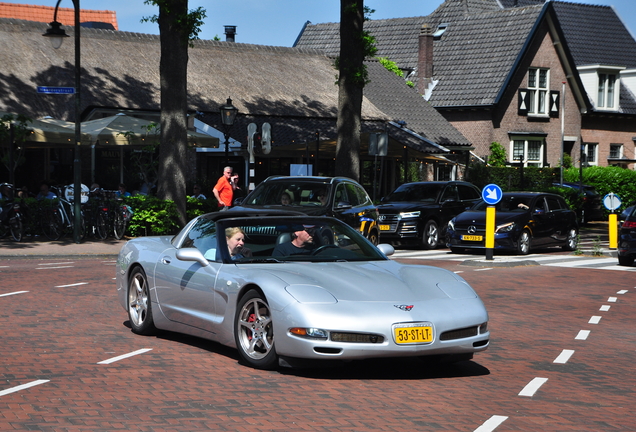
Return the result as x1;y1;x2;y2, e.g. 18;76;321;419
0;183;133;242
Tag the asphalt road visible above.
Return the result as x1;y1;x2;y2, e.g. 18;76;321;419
0;257;633;431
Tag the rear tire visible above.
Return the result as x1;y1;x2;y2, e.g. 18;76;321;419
618;254;634;267
95;211;109;240
113;210;127;240
41;208;63;241
9;216;23;242
421;220;439;250
562;228;578;251
367;229;379;246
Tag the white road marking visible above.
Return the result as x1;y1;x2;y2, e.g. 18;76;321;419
474;415;509;432
599;305;610;311
0;291;29;297
608;297;618;302
0;379;50;397
98;348;153;364
589;316;602;324
36;266;75;270
38;262;75;266
54;282;88;288
617;290;629;294
519;377;548;397
575;330;590;340
474;268;493;271
554;349;575;364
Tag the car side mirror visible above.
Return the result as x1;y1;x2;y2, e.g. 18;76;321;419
233;197;244;205
376;243;394;256
176;247;209;267
336;201;352;209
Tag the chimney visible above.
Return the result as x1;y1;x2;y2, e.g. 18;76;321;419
417;23;434;95
224;25;237;42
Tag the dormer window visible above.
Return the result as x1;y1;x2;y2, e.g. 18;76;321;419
598;73;616;108
433;23;448;39
577;65;625;111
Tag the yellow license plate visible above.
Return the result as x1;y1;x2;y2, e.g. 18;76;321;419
461;235;483;241
393;323;433;344
379;224;391;231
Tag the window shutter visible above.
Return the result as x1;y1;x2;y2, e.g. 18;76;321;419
549;90;560;118
518;89;529;115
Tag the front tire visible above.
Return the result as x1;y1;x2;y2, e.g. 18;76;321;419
113;211;127;240
9;216;23;242
235;290;278;370
562;228;578;251
517;229;531;255
128;267;156;335
367;229;379;246
421;220;439;250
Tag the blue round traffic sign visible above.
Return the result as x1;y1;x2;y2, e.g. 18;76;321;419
603;193;621;211
482;184;502;205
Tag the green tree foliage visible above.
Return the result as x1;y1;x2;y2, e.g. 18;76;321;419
0;114;31;181
488;142;507;167
377;57;414;87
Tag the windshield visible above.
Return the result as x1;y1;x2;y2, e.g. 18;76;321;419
385;183;443;202
472;195;531;212
244;181;329;207
185;216;388;263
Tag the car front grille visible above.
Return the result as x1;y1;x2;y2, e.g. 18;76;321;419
378;214;399;233
439;326;479;341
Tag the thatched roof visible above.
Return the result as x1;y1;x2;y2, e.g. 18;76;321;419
0;17;387;121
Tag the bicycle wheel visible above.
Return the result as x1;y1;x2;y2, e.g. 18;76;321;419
41;208;63;241
113;210;127;240
9;216;23;242
95;211;109;240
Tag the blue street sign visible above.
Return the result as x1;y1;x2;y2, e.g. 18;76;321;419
37;86;75;94
603;193;621;211
482;183;502;205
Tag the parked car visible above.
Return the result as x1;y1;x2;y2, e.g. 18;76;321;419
618;204;636;266
446;192;578;255
116;211;490;370
233;176;380;244
620;202;635;221
377;181;482;249
552;182;604;224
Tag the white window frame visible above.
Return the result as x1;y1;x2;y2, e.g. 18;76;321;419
609;143;623;159
510;137;544;167
582;143;598;166
528;68;550;115
597;73;617;109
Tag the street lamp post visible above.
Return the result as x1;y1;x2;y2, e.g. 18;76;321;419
219;98;238;166
43;0;82;244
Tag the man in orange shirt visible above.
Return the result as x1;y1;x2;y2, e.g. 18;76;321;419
213;166;236;208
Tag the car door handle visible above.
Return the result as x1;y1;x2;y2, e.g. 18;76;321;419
162;257;171;265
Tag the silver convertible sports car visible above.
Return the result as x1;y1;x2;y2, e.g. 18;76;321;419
116;211;490;369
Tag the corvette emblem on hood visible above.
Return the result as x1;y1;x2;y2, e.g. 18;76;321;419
394;305;414;311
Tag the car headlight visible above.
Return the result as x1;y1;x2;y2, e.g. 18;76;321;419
448;219;455;231
399;211;421;219
495;222;515;233
289;328;328;340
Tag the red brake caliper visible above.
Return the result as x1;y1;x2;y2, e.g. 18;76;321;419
247;313;256;340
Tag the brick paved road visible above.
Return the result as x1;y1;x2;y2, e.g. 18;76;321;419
0;258;633;431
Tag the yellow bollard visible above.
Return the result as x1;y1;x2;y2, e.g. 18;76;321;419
609;213;618;249
485;206;495;260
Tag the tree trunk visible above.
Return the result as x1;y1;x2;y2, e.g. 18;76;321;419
156;0;189;227
335;0;365;182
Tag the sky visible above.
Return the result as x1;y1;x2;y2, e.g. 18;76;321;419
10;0;636;47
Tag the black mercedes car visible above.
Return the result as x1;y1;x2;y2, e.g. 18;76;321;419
446;192;578;255
618;204;636;266
232;176;380;244
377;181;482;249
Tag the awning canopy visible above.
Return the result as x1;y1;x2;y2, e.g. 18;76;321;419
1;111;91;145
39;113;219;147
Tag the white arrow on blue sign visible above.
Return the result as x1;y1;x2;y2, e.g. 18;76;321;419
37;86;75;94
482;184;503;205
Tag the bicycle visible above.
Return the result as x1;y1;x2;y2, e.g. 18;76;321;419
111;199;133;240
83;188;110;240
40;185;87;241
0;184;26;242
